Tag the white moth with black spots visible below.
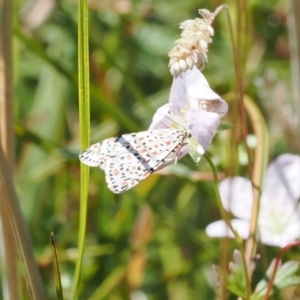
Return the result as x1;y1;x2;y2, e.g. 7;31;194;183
79;128;191;193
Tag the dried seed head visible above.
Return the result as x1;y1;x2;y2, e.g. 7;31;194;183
169;7;221;77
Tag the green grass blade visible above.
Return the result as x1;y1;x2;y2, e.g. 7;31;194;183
50;233;64;300
244;95;269;261
71;0;90;299
0;144;46;299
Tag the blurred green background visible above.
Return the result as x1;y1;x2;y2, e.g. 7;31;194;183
2;0;300;299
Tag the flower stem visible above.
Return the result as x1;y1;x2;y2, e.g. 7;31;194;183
204;153;251;299
263;241;300;300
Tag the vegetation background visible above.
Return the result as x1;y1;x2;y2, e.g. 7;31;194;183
0;0;300;299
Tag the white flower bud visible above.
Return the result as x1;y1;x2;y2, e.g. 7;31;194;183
168;7;222;77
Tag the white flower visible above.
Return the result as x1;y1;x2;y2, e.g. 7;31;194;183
149;67;228;164
168;9;217;77
206;154;300;247
130;290;148;300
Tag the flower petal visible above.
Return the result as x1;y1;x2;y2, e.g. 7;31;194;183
219;177;253;220
205;219;250;239
169;73;188;107
148;104;173;130
186;109;221;151
170;67;227;115
258;197;300;247
169;68;218;104
131;290;148;300
259;217;300;247
188;98;228;117
149;103;188;131
264;154;300;204
149;68;228;158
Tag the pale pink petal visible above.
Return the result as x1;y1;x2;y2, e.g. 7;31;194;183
148;104;173;130
170;67;220;104
219;177;253;220
258;200;300;247
259;220;300;247
149;103;188;131
130;290;148;300
205;217;300;247
259;190;298;230
188;97;228;117
149;68;228;161
278;219;300;244
205;219;250;239
186;109;221;151
149;103;225;152
264;154;300;204
209;155;300;248
169;74;188;107
170;67;228;116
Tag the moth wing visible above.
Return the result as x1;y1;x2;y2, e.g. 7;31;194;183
105;129;188;193
79;129;185;170
78;133;143;170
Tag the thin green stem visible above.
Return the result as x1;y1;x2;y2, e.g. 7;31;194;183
263;242;300;300
223;6;253;179
244;96;269;265
71;0;90;299
204;153;251;299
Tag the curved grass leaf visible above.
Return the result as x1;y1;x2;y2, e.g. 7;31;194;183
50;233;64;300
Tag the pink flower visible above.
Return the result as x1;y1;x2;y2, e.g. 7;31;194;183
149;67;228;163
206;154;300;247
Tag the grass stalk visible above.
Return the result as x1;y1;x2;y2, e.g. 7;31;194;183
287;0;300;153
0;144;46;299
0;0;18;298
51;233;64;300
223;5;253;178
243;96;269;263
71;0;90;298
